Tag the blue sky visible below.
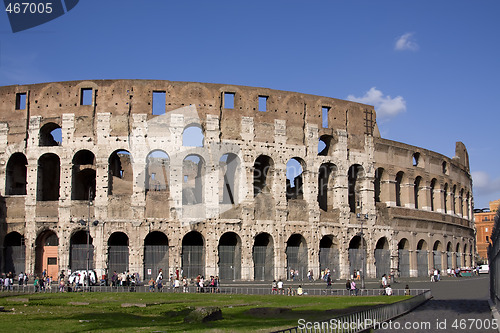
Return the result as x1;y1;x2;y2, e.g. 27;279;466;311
1;1;499;208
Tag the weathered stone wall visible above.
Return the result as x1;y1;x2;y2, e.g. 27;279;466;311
0;80;475;281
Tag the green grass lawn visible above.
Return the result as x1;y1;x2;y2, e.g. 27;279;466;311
0;292;408;332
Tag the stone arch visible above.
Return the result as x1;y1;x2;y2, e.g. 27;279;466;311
286;157;305;200
108;150;133;196
144;231;169;280
253;155;274;197
416;239;428;277
3;231;25;274
375;237;390;278
433;240;443;271
145;150;170;193
319;235;340;279
446;242;453;269
348;164;365;213
182;231;205;278
69;229;94;271
459;188;464;216
318;134;337;156
219;153;240;205
463;243;468;267
443;183;449;214
395;171;404;207
452;185;457;214
72;150;96;200
318;163;336;211
374;167;384;204
218;232;242;280
5;152;27;195
412;152;421;167
35;230;59;277
37;153;60;201
108;232;129;274
455;243;462;267
182;154;205;205
39;122;61;146
348;235;366;277
430;178;437;211
253;233;274;281
286;234;308;280
182;124;204;147
414;176;423;209
398;238;410;277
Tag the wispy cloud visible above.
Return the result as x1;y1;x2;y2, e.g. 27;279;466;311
472;171;500;196
395;32;419;51
347;87;406;119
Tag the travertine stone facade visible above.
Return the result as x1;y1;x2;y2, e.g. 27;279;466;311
0;80;474;281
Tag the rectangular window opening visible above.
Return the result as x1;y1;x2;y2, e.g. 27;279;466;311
224;92;235;109
258;96;268;112
322;106;330;128
184;175;188;183
15;92;27;110
152;91;166;115
81;88;92;105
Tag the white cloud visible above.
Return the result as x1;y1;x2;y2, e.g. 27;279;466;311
472;171;500;196
347;87;406;119
395;32;419;51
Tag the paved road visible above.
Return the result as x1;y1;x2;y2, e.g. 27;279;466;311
375;276;497;333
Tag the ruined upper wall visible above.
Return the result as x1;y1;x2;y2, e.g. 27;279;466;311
0;80;376;149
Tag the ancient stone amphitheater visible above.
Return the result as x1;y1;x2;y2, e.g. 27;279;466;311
0;80;474;281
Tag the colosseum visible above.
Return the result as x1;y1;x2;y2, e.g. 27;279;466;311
0;79;474;281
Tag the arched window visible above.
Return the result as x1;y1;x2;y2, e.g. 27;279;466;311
72;150;96;200
395;172;404;207
414;176;422;209
286;158;305;200
182;125;204;147
182;155;204;205
348;165;364;213
219;153;239;204
145;150;170;193
253;155;273;197
39;123;62;146
108;150;132;196
318;163;335;211
5;153;27;195
37;153;60;201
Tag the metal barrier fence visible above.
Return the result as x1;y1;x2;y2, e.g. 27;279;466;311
0;284;428;296
271;289;432;333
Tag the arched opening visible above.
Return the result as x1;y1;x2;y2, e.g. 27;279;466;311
286;158;304;201
452;185;457;214
459;189;464;216
182;155;204;205
398;239;410;277
253;155;274;197
430;179;437;211
456;243;461;267
318;135;336;156
145;150;170;193
108;232;129;274
446;242;453;269
433;241;442;271
253;233;274;281
395;172;404;207
412;152;420;167
319;235;339;279
70;230;94;271
35;230;58;278
218;232;241;280
144;231;169;280
182;231;204;278
348;236;366;278
108;150;133;196
3;232;25;274
375;237;390;278
463;244;468;267
5;153;27;195
318;163;335;211
39;122;62;146
286;234;308;280
348;165;364;213
219;153;239;205
443;184;448;214
182;125;204;147
37;153;60;201
414;176;422;209
72;150;96;200
416;240;428;277
374;168;384;204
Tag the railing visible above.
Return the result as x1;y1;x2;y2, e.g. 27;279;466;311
0;284;428;297
271;289;432;333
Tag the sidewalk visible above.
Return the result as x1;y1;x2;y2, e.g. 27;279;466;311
374;275;497;332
